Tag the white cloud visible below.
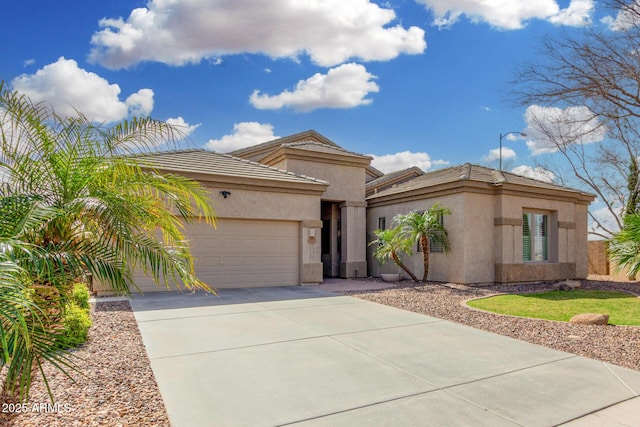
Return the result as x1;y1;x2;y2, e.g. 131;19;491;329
590;204;621;236
483;147;516;162
602;1;640;31
89;0;426;69
11;57;154;123
126;88;154;117
416;0;592;30
523;104;606;155
549;0;593;26
166;116;200;139
510;165;556;183
205;122;278;152
369;151;448;173
250;63;379;112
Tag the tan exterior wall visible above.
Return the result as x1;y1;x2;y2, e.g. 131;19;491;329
462;193;496;283
493;192;589;283
282;159;365;201
273;157;368;278
203;183;320;221
300;220;323;284
366;194;463;282
340;202;368;278
367;188;591;284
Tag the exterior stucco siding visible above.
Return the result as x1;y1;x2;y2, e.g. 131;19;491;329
204;185;320;222
284;159;365;201
366;194;462;282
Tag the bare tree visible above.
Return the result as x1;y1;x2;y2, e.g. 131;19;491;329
512;0;640;238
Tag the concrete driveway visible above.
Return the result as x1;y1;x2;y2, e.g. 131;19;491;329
129;286;640;427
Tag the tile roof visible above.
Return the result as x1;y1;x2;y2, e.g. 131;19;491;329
366;165;385;182
367;163;592;199
229;129;339;158
135;149;328;185
280;140;371;159
366;166;425;194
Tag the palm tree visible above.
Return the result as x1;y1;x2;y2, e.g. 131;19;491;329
397;203;451;282
370;226;420;282
0;196;77;402
0;84;217;400
0;84;216;294
609;213;640;279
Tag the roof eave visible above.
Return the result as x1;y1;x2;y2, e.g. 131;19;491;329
262;146;372;168
229;130;341;160
146;166;329;196
367;180;596;207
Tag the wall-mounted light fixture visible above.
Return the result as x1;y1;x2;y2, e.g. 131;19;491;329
220;190;232;199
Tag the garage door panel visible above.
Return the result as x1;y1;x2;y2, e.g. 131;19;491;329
134;219;300;292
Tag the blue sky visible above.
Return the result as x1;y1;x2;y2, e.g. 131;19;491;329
0;0;617;183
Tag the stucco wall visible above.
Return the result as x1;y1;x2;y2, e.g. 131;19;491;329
493;191;589;283
283;159;365;201
461;193;496;283
202;183;320;221
367;187;591;284
366;194;463;282
340;202;367;278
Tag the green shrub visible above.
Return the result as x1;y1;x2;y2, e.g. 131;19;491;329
62;303;92;347
70;282;90;310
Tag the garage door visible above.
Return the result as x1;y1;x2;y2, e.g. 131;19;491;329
134;219;300;292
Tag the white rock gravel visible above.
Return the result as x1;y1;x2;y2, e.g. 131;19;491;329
345;279;640;372
0;301;170;427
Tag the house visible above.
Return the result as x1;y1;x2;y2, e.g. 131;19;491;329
124;130;594;292
367;163;595;284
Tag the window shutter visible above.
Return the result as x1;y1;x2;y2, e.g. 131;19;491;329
378;217;386;230
522;213;531;261
429;212;445;253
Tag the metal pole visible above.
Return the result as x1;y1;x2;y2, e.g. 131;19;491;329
498;131;526;171
499;133;504;171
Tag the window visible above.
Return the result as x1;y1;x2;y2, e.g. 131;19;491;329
523;212;548;262
378;217;386;230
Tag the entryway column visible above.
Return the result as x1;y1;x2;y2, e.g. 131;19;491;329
300;220;323;285
339;201;367;278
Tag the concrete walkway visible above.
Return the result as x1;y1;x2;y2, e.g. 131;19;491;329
129;285;640;427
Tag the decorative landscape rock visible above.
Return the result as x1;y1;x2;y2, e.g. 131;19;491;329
555;283;572;291
381;273;402;282
569;313;610;325
553;280;582;291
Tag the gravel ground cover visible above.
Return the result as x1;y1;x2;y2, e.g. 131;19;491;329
345;279;640;371
0;301;170;427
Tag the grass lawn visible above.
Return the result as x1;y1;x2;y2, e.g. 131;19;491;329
467;290;640;326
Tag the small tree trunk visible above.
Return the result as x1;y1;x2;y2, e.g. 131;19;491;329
391;251;420;282
626;157;639;216
420;236;430;282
